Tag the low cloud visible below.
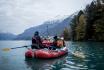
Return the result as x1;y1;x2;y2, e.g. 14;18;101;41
0;0;92;34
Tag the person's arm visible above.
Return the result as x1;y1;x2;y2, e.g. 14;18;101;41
63;40;65;47
40;37;42;43
32;37;34;44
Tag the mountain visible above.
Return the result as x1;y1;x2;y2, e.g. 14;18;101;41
0;33;16;40
15;15;73;40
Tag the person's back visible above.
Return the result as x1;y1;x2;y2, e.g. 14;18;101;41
49;36;58;50
32;31;43;49
32;35;42;44
53;39;58;47
52;36;58;46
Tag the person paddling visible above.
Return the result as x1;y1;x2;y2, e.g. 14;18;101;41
31;31;43;49
49;36;65;50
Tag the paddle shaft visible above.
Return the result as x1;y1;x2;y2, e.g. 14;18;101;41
2;45;31;51
10;44;42;49
11;46;24;49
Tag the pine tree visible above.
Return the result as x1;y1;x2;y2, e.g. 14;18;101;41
63;27;70;40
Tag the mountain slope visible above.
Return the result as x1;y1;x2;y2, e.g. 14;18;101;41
0;33;16;40
15;15;72;40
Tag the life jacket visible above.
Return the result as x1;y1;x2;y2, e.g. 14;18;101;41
57;40;64;47
32;36;42;45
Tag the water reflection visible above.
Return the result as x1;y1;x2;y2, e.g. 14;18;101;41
69;42;104;70
25;53;89;70
25;55;68;70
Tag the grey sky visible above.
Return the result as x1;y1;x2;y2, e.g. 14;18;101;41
0;0;93;35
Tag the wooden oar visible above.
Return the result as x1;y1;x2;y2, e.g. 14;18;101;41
2;45;30;51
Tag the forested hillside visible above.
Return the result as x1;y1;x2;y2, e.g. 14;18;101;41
69;0;104;41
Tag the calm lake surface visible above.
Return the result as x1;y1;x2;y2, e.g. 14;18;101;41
0;41;104;70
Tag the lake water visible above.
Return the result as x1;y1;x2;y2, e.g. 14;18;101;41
0;41;104;70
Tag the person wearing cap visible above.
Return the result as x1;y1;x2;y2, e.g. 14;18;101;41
31;31;43;49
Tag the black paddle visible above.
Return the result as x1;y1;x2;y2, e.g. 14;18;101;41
2;45;31;51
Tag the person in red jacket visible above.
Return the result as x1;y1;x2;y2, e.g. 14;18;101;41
31;31;43;49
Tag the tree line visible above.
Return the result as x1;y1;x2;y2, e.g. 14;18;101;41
63;0;104;41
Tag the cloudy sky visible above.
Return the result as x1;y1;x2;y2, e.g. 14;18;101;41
0;0;93;35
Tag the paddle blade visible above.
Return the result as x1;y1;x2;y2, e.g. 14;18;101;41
2;48;11;51
73;51;86;58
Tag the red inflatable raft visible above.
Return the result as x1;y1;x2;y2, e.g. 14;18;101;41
25;47;68;59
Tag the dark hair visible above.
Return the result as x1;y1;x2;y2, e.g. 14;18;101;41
54;36;57;39
34;31;39;35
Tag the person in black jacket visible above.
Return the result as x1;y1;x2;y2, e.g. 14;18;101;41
31;31;43;49
49;36;58;50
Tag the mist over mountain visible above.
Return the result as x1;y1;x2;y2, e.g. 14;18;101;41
0;14;75;40
15;15;73;40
